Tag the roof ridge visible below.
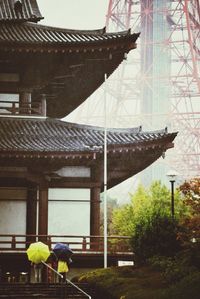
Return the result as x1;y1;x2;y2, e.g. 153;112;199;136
20;22;133;36
0;117;171;135
0;0;43;23
23;22;106;34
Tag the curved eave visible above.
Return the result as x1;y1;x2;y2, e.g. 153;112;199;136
0;115;177;188
0;22;139;50
0;133;177;189
0;23;140;118
105;134;177;189
0;136;175;158
0;0;43;22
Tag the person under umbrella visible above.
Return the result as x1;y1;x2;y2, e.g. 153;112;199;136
53;243;73;261
26;241;50;283
57;259;68;282
53;243;73;282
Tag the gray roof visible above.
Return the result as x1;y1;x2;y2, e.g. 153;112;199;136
0;0;43;22
0;22;139;48
0;117;178;188
0;117;177;156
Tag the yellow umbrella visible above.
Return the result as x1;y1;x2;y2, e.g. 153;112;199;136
26;241;50;264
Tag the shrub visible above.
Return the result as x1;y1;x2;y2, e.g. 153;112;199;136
148;255;174;271
160;272;200;299
131;213;181;263
148;254;198;284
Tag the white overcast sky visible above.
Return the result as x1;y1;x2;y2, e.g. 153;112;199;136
37;0;108;29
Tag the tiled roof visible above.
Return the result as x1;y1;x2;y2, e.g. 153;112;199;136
0;22;140;119
0;117;177;157
0;22;139;48
0;0;43;22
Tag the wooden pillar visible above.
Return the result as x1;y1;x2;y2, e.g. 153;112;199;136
38;182;49;283
90;187;101;236
26;186;37;245
41;94;46;116
90;165;102;250
19;92;31;114
38;183;48;239
90;186;101;251
90;165;102;239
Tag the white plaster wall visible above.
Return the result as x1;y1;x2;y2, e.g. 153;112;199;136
0;201;26;248
48;189;90;248
0;201;26;234
49;188;90;201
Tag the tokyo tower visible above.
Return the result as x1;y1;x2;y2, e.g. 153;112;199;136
67;0;200;182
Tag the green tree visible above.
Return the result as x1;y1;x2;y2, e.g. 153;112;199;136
110;180;188;262
132;212;181;262
111;180;185;236
100;195;119;235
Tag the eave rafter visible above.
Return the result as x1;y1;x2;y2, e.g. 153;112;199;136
0;21;139;117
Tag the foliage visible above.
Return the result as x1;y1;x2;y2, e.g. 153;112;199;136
148;255;198;284
178;177;200;248
74;266;166;299
160;272;200;299
131;213;181;263
74;264;200;299
148;255;174;272
100;195;119;235
75;177;200;299
110;180;186;236
179;177;200;212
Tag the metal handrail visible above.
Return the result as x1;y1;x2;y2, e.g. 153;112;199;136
42;261;92;299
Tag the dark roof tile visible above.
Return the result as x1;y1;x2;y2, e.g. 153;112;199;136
0;117;177;156
0;22;139;47
0;0;43;22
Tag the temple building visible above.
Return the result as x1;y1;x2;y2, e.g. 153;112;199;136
0;0;177;259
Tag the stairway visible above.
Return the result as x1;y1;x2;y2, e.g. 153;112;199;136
0;283;96;299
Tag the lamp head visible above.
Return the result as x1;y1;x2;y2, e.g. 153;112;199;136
166;170;178;181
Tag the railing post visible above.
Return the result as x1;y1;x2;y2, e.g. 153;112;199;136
41;95;46;116
82;237;86;251
12;102;16;115
11;236;16;250
47;236;52;250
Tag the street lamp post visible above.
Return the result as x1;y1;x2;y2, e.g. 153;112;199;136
167;170;178;219
170;179;175;218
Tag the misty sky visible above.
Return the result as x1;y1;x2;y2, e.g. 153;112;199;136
37;0;108;29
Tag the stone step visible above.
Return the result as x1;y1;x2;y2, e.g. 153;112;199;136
0;283;95;299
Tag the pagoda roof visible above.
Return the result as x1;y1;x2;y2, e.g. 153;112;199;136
0;22;138;48
0;0;43;23
0;22;139;118
0;117;177;188
0;117;176;154
0;1;140;119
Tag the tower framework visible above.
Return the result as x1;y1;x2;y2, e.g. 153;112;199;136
107;0;200;179
68;0;200;180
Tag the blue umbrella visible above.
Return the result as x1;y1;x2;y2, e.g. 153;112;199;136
53;243;73;261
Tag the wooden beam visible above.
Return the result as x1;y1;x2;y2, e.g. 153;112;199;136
90;187;101;237
38;182;48;238
49;180;100;188
26;186;37;244
90;165;102;237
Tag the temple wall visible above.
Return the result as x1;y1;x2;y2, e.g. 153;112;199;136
0;201;26;235
48;188;90;248
0;188;26;248
0;187;91;249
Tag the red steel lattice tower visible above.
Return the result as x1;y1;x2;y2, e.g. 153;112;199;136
105;0;200;180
